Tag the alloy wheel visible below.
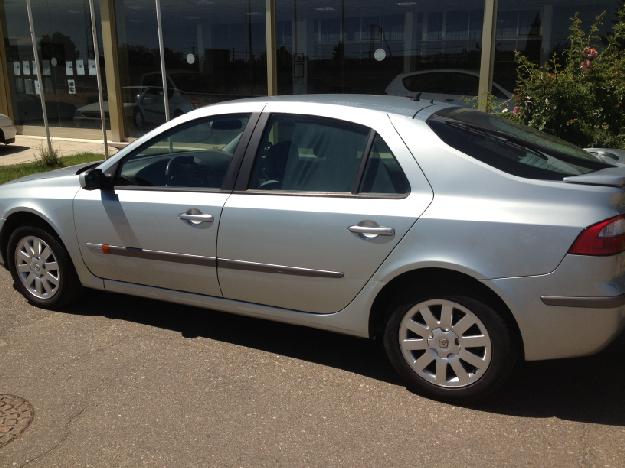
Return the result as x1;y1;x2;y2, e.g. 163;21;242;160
14;235;61;300
399;299;492;388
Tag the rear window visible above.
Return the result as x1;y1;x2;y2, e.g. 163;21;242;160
427;108;610;180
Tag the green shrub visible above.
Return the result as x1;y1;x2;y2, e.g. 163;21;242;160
505;4;625;149
37;144;61;167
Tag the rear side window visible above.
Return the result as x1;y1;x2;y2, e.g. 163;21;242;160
248;114;370;192
248;114;410;196
404;72;479;95
360;135;410;195
427;108;610;180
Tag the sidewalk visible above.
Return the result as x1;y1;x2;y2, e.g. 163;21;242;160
0;135;117;166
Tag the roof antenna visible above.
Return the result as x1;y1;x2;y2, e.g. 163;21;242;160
412;92;422;101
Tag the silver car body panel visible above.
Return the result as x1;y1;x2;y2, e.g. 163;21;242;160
217;100;433;313
0;174;105;290
74;189;228;295
1;95;625;362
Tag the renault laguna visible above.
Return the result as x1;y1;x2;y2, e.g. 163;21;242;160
1;95;624;402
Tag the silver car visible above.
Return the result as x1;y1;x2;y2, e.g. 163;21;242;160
1;95;624;402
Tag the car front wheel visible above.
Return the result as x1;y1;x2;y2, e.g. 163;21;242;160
383;293;518;403
7;226;81;309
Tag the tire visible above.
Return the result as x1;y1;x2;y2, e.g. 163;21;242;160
7;226;82;310
383;292;519;403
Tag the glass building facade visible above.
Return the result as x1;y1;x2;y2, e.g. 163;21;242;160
0;0;620;141
2;0;108;131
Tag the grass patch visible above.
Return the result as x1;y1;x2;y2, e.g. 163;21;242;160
0;152;104;185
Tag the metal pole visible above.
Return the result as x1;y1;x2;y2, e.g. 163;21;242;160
478;0;498;112
25;0;53;154
88;0;109;159
155;0;170;122
266;0;277;96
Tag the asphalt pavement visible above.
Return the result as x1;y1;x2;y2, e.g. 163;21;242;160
1;266;624;467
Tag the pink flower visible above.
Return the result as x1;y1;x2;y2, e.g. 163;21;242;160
512;106;521;115
584;47;599;59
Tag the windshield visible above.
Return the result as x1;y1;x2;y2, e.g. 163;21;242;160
427;108;610;180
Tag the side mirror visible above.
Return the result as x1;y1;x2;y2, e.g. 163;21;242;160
79;168;113;191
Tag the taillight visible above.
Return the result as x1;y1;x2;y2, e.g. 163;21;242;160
568;215;625;256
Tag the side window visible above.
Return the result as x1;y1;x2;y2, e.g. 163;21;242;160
248;114;370;192
360;135;410;195
403;73;439;93
116;114;250;189
449;73;479;96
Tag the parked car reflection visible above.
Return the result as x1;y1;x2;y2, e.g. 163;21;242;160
133;71;254;129
73;86;147;129
385;69;513;109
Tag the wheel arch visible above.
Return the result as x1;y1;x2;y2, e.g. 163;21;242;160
0;210;65;268
368;267;525;358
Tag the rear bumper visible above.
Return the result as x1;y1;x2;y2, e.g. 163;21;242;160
487;253;625;361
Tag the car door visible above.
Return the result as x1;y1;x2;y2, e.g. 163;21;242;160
216;110;433;313
74;112;256;296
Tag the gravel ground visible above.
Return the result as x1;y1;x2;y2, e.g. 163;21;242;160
0;266;624;467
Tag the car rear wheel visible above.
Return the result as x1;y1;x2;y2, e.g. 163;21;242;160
7;226;82;309
383;293;518;403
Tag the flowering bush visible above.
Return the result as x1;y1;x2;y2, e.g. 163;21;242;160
504;4;625;149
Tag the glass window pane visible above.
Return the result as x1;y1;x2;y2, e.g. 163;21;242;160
248;114;370;193
116;0;266;137
360;135;410;195
117;114;250;188
276;0;485;102
493;1;620;95
427;108;610;180
4;0;109;133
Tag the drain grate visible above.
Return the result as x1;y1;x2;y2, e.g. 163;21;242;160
0;395;34;449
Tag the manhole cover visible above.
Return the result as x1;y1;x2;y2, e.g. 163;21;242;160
0;395;34;449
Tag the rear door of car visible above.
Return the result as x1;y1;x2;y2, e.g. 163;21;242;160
216;105;433;313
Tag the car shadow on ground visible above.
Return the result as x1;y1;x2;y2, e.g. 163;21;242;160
0;145;30;156
64;289;625;426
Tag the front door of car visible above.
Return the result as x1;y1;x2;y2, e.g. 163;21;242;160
74;112;255;296
216;112;433;313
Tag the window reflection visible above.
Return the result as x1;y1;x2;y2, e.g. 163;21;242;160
494;0;619;94
3;0;109;131
116;0;266;137
276;0;485;107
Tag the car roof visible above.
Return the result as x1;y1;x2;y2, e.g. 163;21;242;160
227;94;448;119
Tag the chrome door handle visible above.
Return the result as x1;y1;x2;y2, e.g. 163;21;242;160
348;223;395;238
179;211;214;225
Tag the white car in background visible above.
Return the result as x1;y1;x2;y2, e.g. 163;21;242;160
386;69;512;109
0;113;16;145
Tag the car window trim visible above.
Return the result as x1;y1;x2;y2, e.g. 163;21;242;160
352;129;376;194
234;112;270;191
234;112;410;199
112;111;260;192
230;189;408;199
